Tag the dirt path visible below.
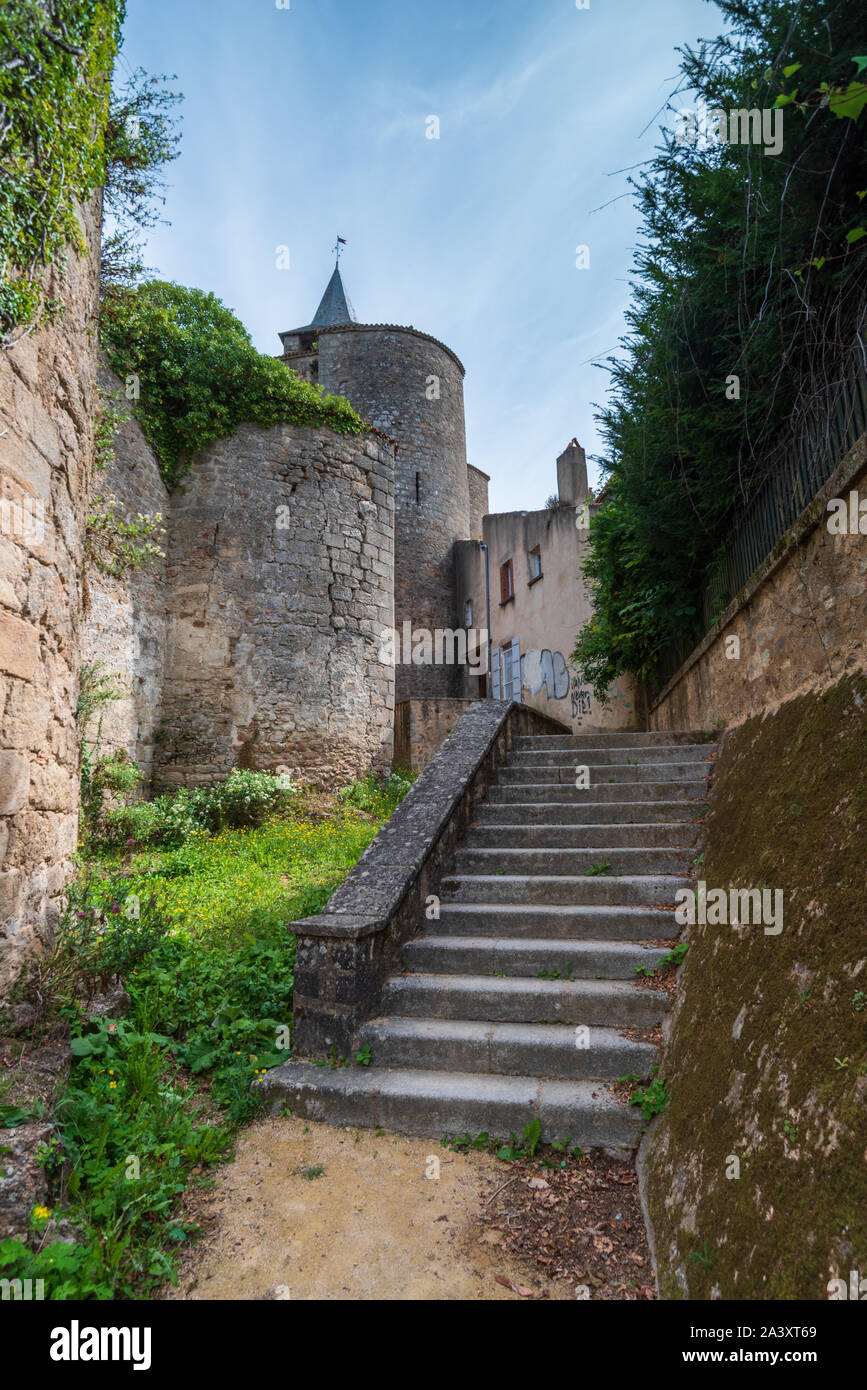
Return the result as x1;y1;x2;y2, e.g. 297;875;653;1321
169;1115;574;1301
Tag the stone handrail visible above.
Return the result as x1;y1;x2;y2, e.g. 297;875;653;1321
291;699;570;1055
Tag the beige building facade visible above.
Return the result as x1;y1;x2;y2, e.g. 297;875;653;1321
456;442;640;733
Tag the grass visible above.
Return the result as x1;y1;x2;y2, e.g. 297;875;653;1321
0;775;412;1300
86;801;391;936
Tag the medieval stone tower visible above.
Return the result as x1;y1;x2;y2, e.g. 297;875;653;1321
279;263;480;702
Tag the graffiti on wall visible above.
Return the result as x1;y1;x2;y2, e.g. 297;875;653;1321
520;649;596;725
521;649;570;701
570;675;593;725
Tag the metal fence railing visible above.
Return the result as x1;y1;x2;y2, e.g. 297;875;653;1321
656;350;867;690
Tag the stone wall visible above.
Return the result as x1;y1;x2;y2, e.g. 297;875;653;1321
394;697;479;771
650;432;867;733
639;671;867;1299
318;325;471;702
0;200;100;999
155;423;396;789
467;464;490;541
79;365;169;792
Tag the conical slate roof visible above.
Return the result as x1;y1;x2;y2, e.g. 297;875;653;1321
310;265;357;328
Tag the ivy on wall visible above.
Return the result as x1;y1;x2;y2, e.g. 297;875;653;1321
99;279;364;490
0;0;124;348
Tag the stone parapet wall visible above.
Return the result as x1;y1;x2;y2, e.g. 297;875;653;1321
291;700;570;1056
155;423;396;790
0;200;101;999
650;432;867;733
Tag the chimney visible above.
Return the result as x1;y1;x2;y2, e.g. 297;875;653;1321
556;440;588;507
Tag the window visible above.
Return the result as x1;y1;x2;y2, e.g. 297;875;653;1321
464;599;473;628
499;558;514;603
528;546;542;582
492;638;521;701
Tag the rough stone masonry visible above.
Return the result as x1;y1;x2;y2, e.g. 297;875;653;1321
0;199;101;998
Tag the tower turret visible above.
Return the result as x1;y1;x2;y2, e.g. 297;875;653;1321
279;262;472;700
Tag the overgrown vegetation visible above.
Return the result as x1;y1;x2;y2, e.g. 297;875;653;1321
93;386;131;471
85;494;165;579
0;0;123;346
100;63;181;295
95;768;294;850
76;663;141;846
0;768;413;1298
442;1123;584;1166
574;0;867;696
629;1072;669;1124
99;279;364;489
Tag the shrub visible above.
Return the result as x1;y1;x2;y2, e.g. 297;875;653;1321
96;769;296;850
209;768;295;828
337;768;416;816
22;882;170;1022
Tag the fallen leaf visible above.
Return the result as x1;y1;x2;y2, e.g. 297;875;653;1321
494;1273;535;1297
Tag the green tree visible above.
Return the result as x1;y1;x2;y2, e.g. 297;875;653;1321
574;0;867;698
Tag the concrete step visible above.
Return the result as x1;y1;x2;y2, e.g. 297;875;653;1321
453;846;694;877
488;782;708;804
475;800;704;825
261;1062;644;1147
381;973;665;1027
499;762;712;785
509;744;716;766
358;1016;658;1080
441;873;689;906
435;902;679;940
465;822;700;849
273;726;707;1149
404;934;670;978
512;732;707;749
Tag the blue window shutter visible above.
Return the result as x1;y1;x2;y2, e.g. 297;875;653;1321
510;638;521;701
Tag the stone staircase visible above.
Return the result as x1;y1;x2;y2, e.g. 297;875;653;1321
265;729;714;1148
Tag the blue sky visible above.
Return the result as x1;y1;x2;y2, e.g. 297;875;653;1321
118;0;718;510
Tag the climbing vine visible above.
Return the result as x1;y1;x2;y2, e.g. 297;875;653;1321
100;63;182;296
85;493;164;579
0;0;123;347
93;384;130;471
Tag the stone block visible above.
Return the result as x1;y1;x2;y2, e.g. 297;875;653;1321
0;751;30;815
0;611;40;681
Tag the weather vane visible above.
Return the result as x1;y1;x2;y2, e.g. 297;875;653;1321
333;236;347;262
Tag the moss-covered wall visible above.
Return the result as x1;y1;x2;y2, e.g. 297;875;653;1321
640;672;867;1299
